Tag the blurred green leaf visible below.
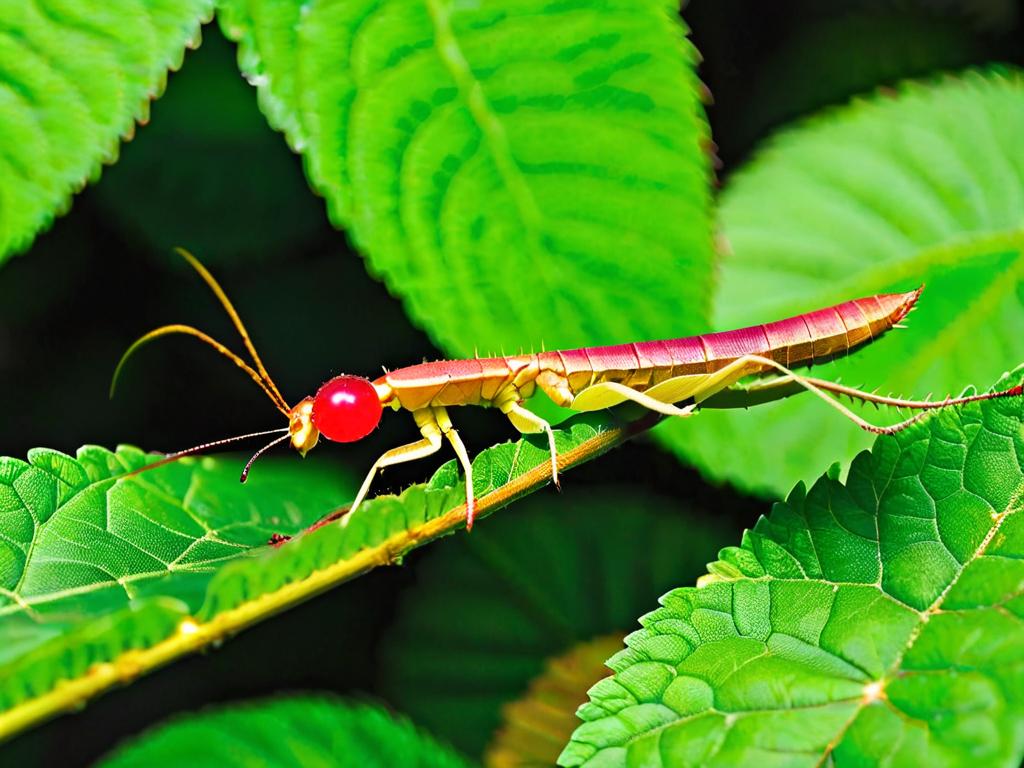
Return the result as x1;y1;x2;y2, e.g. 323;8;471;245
381;487;734;757
93;695;471;768
217;0;715;354
0;0;213;263
0;408;651;741
681;67;1024;497
561;370;1024;767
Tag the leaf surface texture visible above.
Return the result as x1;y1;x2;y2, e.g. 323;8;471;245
0;0;213;261
562;371;1024;766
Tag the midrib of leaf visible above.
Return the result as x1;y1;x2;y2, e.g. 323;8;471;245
3;459;241;615
755;229;1024;308
0;409;656;741
814;480;1024;764
889;236;1024;390
425;0;544;232
8;451;134;598
424;0;576;315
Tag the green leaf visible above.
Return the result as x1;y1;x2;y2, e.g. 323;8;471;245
561;370;1024;767
380;486;735;757
0;448;351;726
0;408;651;741
0;0;214;263
217;0;715;355
679;67;1024;497
93;695;471;768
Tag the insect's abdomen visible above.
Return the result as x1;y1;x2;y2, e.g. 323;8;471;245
541;289;921;394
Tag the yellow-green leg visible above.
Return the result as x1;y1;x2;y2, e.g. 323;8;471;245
569;380;699;417
434;407;477;529
499;398;560;489
346;408;443;524
707;355;928;434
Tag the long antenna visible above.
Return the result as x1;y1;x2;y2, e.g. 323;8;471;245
240;432;292;482
125;427;289;478
175;248;288;410
111;324;290;416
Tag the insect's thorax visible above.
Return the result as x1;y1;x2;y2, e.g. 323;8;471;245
377;355;544;412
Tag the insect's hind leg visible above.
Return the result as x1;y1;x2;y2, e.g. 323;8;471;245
759;375;1021;412
707;355;930;435
346;408;443;525
569;380;699;418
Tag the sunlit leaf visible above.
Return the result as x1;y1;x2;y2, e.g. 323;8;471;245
561;370;1024;767
0;408;650;741
680;67;1024;497
0;449;351;722
0;0;213;262
94;695;470;768
217;0;715;355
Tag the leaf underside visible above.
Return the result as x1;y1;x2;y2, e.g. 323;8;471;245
94;695;471;768
679;67;1024;498
0;0;214;262
0;409;638;740
217;0;715;358
561;370;1024;767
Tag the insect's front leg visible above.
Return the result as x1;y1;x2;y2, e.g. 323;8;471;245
346;408;443;524
431;406;477;530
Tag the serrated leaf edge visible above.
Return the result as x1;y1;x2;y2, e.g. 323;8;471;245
0;409;655;741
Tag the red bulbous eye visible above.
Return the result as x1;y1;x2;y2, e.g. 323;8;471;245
311;375;383;443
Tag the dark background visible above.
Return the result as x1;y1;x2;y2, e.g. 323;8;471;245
1;1;1021;764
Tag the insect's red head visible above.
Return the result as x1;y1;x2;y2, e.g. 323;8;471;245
310;375;384;444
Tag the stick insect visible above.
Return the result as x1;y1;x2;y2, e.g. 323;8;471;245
113;250;1022;529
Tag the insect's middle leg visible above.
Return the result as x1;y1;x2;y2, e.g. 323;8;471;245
496;391;560;489
346;408;443;524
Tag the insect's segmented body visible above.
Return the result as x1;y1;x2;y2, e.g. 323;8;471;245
122;255;1017;533
375;290;920;412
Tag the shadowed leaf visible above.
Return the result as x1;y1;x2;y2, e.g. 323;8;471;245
486;634;624;768
381;487;734;757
